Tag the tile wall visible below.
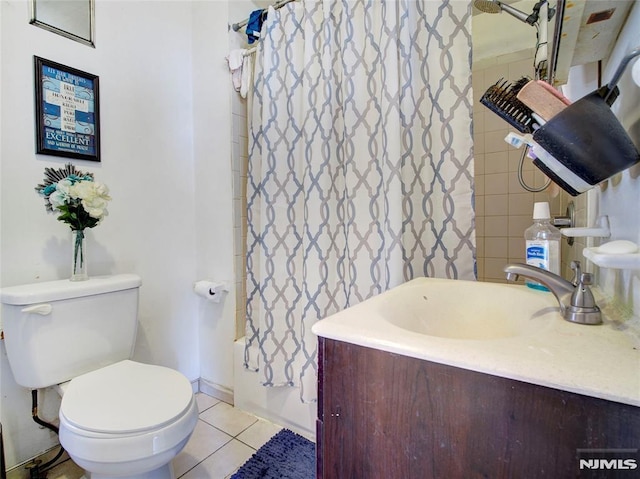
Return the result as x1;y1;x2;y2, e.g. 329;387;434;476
231;82;249;340
229;9;252;341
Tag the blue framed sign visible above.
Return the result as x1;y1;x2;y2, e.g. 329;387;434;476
34;56;100;162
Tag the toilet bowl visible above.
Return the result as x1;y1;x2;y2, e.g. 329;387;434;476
59;360;199;479
0;275;199;478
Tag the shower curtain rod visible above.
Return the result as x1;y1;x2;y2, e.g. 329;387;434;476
231;0;297;32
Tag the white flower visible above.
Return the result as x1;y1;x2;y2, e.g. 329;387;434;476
36;164;112;230
69;180;112;219
49;179;73;208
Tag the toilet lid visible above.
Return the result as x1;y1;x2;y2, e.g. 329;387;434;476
60;360;194;434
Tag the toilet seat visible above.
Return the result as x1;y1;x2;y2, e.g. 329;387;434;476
60;360;193;434
59;360;198;465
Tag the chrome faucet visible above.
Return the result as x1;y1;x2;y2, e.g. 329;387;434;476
504;261;602;325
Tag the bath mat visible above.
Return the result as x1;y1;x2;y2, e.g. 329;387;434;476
230;428;315;479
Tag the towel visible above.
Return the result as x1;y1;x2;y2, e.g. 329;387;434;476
226;49;255;98
226;49;246;92
246;9;266;44
241;53;253;99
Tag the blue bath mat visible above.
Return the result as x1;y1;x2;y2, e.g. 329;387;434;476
231;428;315;479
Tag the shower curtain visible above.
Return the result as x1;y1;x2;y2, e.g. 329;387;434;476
245;0;474;402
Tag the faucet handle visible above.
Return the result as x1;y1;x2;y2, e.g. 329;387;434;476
571;271;597;309
567;268;602;324
579;272;593;286
570;261;582;285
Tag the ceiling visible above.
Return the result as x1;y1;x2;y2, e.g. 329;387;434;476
472;0;542;64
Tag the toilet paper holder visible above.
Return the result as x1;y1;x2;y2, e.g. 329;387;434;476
193;280;230;303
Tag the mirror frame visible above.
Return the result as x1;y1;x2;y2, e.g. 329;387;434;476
29;0;95;48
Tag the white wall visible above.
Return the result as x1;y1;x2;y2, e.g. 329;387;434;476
192;0;236;401
0;0;233;468
562;2;640;317
595;1;640;316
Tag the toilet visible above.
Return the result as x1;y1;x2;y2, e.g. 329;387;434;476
0;274;198;479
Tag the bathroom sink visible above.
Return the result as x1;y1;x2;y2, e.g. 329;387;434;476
312;277;640;407
378;279;556;340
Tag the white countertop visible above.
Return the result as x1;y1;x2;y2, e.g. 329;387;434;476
312;278;640;407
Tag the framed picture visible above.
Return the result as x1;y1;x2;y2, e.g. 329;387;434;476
34;56;100;162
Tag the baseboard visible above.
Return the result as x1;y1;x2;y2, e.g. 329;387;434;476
198;378;234;405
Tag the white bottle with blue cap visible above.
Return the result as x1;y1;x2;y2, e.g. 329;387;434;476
524;202;561;291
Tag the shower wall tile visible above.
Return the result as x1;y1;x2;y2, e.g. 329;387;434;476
476;236;485;257
485;194;508;216
484;173;509;195
475;195;485;216
484;216;508;237
472;69;484;102
475;174;485;197
239;154;248;178
484;151;508;174
500;48;536;64
508;193;534;216
231;87;245;114
474;153;485;175
508;215;532;237
473;109;485;134
239;134;248;155
508;149;534;171
233;170;241;198
475;216;485;238
484;258;509;282
508;170;535;193
484;130;509;153
483;63;509;86
508;237;525;261
476;258;485;280
474;133;485;154
533;170;552;189
231;141;241;170
233;198;242;227
484;110;509;132
232;114;245;141
485;237;508;258
229;69;249;339
509;58;534;80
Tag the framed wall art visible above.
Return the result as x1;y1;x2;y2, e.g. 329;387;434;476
34;56;101;162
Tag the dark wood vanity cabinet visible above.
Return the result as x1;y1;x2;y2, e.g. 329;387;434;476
316;338;640;478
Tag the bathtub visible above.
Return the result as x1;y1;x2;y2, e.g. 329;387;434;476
233;337;316;440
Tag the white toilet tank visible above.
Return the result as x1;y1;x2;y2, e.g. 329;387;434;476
0;274;142;389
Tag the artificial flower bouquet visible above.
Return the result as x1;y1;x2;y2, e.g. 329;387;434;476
35;163;111;230
35;163;111;280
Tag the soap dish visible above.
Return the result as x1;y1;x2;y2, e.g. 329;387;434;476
583;247;640;270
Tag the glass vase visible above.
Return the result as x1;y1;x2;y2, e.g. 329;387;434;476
71;229;88;281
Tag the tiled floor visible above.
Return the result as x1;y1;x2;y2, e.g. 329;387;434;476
9;393;286;479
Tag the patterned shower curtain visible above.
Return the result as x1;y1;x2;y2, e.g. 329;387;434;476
245;0;474;402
